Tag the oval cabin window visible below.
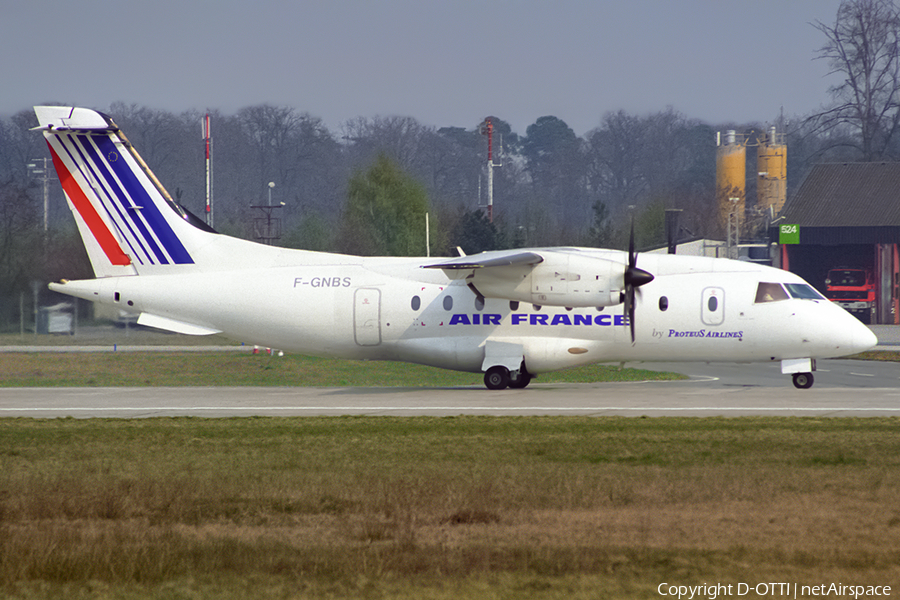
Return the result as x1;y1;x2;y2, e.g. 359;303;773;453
411;295;421;311
708;296;718;312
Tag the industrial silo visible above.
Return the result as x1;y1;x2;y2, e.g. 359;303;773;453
716;130;746;242
757;126;787;216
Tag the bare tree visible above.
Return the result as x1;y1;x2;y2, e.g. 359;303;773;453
585;110;650;211
812;0;900;160
341;115;434;175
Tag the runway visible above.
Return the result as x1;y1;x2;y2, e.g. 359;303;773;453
2;358;898;418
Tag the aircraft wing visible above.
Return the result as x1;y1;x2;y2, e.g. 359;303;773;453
422;248;626;309
421;250;543;270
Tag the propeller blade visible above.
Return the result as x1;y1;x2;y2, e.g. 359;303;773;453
627;286;635;343
628;220;636;270
623;218;653;344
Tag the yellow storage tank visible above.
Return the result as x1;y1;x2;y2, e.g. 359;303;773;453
716;130;746;232
757;127;787;216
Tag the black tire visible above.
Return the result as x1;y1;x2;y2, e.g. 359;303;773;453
792;372;814;389
484;366;510;390
508;372;532;389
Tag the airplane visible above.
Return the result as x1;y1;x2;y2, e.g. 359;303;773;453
33;106;878;390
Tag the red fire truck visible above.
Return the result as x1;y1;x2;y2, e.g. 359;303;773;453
824;267;876;323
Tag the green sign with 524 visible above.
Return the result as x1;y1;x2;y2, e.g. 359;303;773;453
779;224;799;244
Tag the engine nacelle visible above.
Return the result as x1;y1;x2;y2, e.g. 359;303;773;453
470;253;624;308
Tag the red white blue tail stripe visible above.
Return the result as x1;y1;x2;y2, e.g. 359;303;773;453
36;107;193;271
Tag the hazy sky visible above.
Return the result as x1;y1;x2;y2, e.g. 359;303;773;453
3;0;844;136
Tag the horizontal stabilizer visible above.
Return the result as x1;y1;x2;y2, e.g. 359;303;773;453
33;106;115;131
137;313;222;336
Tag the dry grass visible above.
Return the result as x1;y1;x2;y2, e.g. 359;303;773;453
0;351;683;386
850;350;900;362
2;416;899;599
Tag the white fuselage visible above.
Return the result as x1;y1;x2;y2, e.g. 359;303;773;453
57;248;876;375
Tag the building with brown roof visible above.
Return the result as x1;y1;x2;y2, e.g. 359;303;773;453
775;162;899;324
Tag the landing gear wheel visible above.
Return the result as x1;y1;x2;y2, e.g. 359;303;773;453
484;366;510;390
792;372;814;389
508;371;532;389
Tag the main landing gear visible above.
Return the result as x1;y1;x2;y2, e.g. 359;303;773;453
483;365;532;390
792;372;814;389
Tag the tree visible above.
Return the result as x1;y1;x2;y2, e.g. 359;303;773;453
222;104;345;233
342;115;434;176
447;208;501;255
812;0;900;160
585;111;648;210
633;201;667;250
282;211;334;252
522;116;587;227
588;199;615;248
339;154;432;256
423;126;481;207
0;181;41;326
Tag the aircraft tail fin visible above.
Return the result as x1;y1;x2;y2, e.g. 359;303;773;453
34;106;210;277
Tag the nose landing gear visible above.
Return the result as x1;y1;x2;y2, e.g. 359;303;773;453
783;358;816;389
792;372;814;389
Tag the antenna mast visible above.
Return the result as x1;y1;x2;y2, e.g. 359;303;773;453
202;114;213;227
480;118;501;223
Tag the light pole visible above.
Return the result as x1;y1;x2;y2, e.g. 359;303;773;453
27;157;54;232
251;182;283;245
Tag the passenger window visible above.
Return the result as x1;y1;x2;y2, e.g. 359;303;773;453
701;287;725;326
443;296;453;311
533;304;542;311
411;295;421;311
659;296;668;311
755;282;789;303
474;296;485;311
509;301;519;311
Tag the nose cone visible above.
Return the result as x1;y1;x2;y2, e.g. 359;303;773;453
852;321;879;354
625;266;654;288
826;304;878;356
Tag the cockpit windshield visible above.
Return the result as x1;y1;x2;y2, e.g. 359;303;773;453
755;281;826;303
785;283;826;300
755;282;789;303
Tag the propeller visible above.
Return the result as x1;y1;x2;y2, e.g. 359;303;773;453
622;221;654;343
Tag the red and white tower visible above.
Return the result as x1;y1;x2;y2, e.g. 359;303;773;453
202;114;213;227
480;118;500;223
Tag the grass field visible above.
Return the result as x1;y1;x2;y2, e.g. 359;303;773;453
2;417;900;599
1;337;898;598
0;351;685;387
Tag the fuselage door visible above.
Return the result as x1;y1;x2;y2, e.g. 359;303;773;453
701;287;725;326
354;288;381;346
